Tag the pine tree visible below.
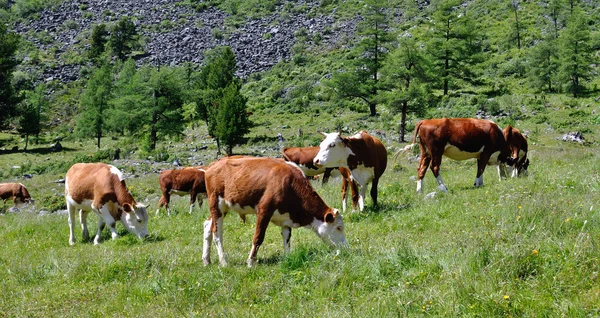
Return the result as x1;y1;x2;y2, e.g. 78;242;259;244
17;84;47;150
192;46;250;155
528;39;558;93
214;82;250;155
89;23;108;64
327;0;393;116
0;23;21;127
77;62;114;148
380;37;431;142
558;7;593;97
109;17;138;61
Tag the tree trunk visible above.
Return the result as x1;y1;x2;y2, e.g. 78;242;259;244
399;101;408;142
215;139;221;158
369;102;377;116
97;131;101;149
24;134;29;151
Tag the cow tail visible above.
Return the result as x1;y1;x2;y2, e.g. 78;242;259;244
392;121;422;165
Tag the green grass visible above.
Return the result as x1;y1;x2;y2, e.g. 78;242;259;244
1;99;600;316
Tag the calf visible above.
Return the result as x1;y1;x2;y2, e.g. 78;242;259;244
282;146;359;211
65;163;149;245
0;183;33;207
313;130;388;211
503;125;530;177
407;118;513;193
202;156;348;267
157;167;206;216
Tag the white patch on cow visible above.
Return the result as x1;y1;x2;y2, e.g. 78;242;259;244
474;175;484;187
202;219;213;265
436;175;448;192
416;179;423;193
170;189;190;196
284;161;309;176
271;210;300;228
109;165;125;181
443;144;483;161
351;166;375;211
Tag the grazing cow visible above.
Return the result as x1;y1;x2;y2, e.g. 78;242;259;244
202;156;348;267
65;163;149;245
282;146;359;211
406;118;514;193
503;125;530;178
156;167;206;216
0;183;33;207
313;130;388;211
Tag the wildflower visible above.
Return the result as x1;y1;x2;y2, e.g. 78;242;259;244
503;295;510;300
532;249;538;256
518;205;522;209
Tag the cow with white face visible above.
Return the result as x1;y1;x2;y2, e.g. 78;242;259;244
313;130;388;211
202;156;348;267
65;163;149;245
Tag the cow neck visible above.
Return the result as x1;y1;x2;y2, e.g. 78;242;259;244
115;180;136;210
345;137;365;170
290;172;331;222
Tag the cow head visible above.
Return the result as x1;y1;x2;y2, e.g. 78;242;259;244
314;209;348;248
517;158;530;177
313;132;354;168
120;203;149;239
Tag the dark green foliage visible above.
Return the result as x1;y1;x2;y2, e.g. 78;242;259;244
528;39;558;93
215;82;250;155
109;16;139;61
76;62;113;148
326;0;393;116
192;46;250;155
111;62;185;151
17;84;47;150
0;23;21;127
88;24;109;64
558;7;594;97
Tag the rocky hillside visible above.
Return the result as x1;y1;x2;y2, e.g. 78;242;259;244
12;0;361;83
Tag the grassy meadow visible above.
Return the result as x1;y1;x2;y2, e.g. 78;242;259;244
0;97;599;317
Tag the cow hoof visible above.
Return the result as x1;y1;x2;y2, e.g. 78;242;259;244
246;259;256;267
203;259;211;266
69;241;75;246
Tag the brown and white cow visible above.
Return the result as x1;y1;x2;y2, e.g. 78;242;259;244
503;125;530;177
65;163;149;245
313;130;388;211
282;146;359;211
406;118;514;193
156;167;206;216
0;183;33;207
202;156;348;267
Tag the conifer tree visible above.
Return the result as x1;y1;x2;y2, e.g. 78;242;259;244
558;7;593;97
0;23;21;127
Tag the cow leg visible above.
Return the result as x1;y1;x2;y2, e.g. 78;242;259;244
212;216;227;266
248;207;273;267
370;177;379;207
281;226;292;254
341;174;348;212
358;184;367;212
429;155;447;192
189;191;197;214
67;202;77;246
157;192;170;216
322;168;333;185
93;218;106;245
475;156;489;187
498;163;509;180
96;205;119;242
80;209;90;242
202;218;213;265
416;154;431;193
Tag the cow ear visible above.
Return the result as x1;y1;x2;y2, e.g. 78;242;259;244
319;131;328;137
325;212;335;223
122;203;133;213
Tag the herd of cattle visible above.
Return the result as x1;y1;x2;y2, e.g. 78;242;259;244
0;118;529;267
